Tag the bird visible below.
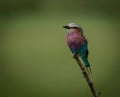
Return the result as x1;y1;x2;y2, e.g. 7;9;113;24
63;23;92;73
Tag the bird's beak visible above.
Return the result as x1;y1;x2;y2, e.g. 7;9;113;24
63;26;70;29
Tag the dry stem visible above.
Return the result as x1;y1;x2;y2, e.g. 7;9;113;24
73;55;101;97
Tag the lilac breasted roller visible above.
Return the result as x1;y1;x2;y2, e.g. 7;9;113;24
63;23;92;73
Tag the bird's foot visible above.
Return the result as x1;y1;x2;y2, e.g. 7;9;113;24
73;54;79;59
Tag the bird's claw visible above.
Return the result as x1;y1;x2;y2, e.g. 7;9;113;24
73;54;79;59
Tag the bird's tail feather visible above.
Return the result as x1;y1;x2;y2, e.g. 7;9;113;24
86;66;92;74
81;56;92;74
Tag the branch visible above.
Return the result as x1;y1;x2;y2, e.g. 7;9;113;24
73;55;101;97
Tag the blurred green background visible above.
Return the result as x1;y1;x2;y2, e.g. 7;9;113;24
0;0;120;97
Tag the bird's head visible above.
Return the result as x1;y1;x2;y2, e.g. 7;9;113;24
63;23;83;33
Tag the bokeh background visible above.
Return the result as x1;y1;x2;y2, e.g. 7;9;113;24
0;0;120;97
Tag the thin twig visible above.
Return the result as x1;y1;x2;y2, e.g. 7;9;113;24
73;55;101;97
